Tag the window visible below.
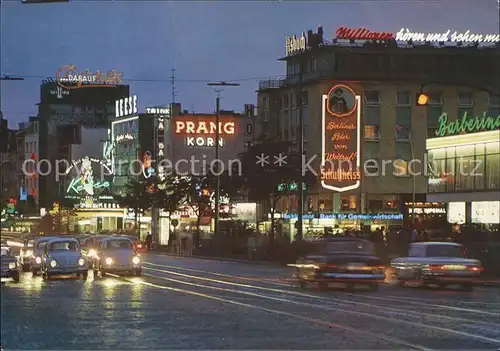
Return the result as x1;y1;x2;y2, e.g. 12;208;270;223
384;195;399;210
364;125;380;140
396;92;411;106
489;93;500;106
394;143;412;177
364;91;380;106
427;105;443;127
395;125;410;141
486;142;500;189
396;106;411;125
427;92;442;106
340;195;357;211
364;106;381;125
363;142;380;176
283;95;289;110
457;92;473;106
367;195;383;212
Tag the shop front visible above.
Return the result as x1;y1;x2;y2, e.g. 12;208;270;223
426;124;499;228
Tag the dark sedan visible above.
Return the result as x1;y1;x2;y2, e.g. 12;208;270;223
295;237;386;291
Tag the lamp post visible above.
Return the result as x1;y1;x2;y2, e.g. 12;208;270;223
206;82;240;238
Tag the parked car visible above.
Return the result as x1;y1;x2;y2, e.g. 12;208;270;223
93;237;142;277
1;245;21;282
30;236;59;275
390;242;483;290
41;238;89;280
295;237;385;291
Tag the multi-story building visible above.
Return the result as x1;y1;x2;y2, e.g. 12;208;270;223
257;25;500;239
23;117;40;207
0;120;17;204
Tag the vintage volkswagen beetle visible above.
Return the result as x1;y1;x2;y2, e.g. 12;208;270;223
41;238;89;280
1;245;21;282
93;237;142;277
391;242;483;290
30;236;59;275
295;237;385;291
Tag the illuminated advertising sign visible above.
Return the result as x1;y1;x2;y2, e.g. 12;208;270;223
174;119;235;148
64;157;112;196
115;95;138;118
321;84;361;192
282;213;404;220
56;65;122;90
285;32;307;56
145;107;170;115
156;117;166;181
335;26;499;44
435;111;500;137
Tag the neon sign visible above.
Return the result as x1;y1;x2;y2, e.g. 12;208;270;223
66;177;110;195
321;84;361;192
146;107;170;115
157;116;166;181
56;65;122;90
115;96;138;118
285;33;307;56
396;28;499;43
116;133;134;142
435;112;500;137
175;119;235;148
336;26;394;41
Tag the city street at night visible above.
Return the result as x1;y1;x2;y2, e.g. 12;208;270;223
2;254;499;350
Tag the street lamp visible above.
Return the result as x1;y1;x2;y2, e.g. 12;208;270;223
206;81;240;238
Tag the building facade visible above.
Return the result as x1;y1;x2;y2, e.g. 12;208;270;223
257;25;500;239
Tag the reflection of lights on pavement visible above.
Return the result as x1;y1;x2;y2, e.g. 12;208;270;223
21;276;44;293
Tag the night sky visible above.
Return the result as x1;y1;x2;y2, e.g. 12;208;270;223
0;0;498;128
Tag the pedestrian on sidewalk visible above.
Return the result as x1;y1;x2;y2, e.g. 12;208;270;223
145;232;152;250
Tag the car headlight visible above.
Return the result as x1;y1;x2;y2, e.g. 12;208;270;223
8;262;16;269
78;258;85;266
35;257;42;264
50;260;57;268
25;250;33;257
132;256;141;265
105;257;113;265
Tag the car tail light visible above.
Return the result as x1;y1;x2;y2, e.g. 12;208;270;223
467;265;483;272
137;244;142;248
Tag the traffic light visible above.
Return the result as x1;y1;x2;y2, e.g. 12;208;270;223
416;93;430;106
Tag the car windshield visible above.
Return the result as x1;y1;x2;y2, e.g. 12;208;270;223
324;241;374;254
48;242;79;251
426;245;466;258
37;241;49;250
27;240;35;247
105;240;133;250
1;247;11;256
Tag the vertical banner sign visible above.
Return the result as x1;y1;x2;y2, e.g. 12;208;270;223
157;116;166;181
321;83;361;192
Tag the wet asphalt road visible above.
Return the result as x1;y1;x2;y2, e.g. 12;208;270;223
1;253;499;350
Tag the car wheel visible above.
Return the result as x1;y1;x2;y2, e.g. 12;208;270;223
369;283;379;292
100;266;107;278
12;271;20;283
93;268;99;277
32;268;38;276
42;271;50;280
81;271;88;280
134;268;142;277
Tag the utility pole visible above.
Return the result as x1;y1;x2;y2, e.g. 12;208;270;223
206;82;239;238
297;72;304;241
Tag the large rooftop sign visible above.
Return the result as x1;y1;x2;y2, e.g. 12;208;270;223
56;65;122;90
335;26;499;44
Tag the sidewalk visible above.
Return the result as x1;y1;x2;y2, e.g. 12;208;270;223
150;250;500;287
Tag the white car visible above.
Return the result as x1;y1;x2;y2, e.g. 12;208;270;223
41;238;89;280
30;236;59;275
92;237;142;277
391;242;483;290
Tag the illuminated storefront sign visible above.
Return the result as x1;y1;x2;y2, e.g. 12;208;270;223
282;213;404;220
157;117;166;181
321;84;361;192
335;26;499;44
115;133;134;142
285;32;307;56
435;111;500;137
66;177;110;195
142;151;155;179
115;95;138;117
175;119;235;148
56;65;122;90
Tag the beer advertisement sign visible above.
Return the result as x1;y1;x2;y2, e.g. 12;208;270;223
321;83;361;192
